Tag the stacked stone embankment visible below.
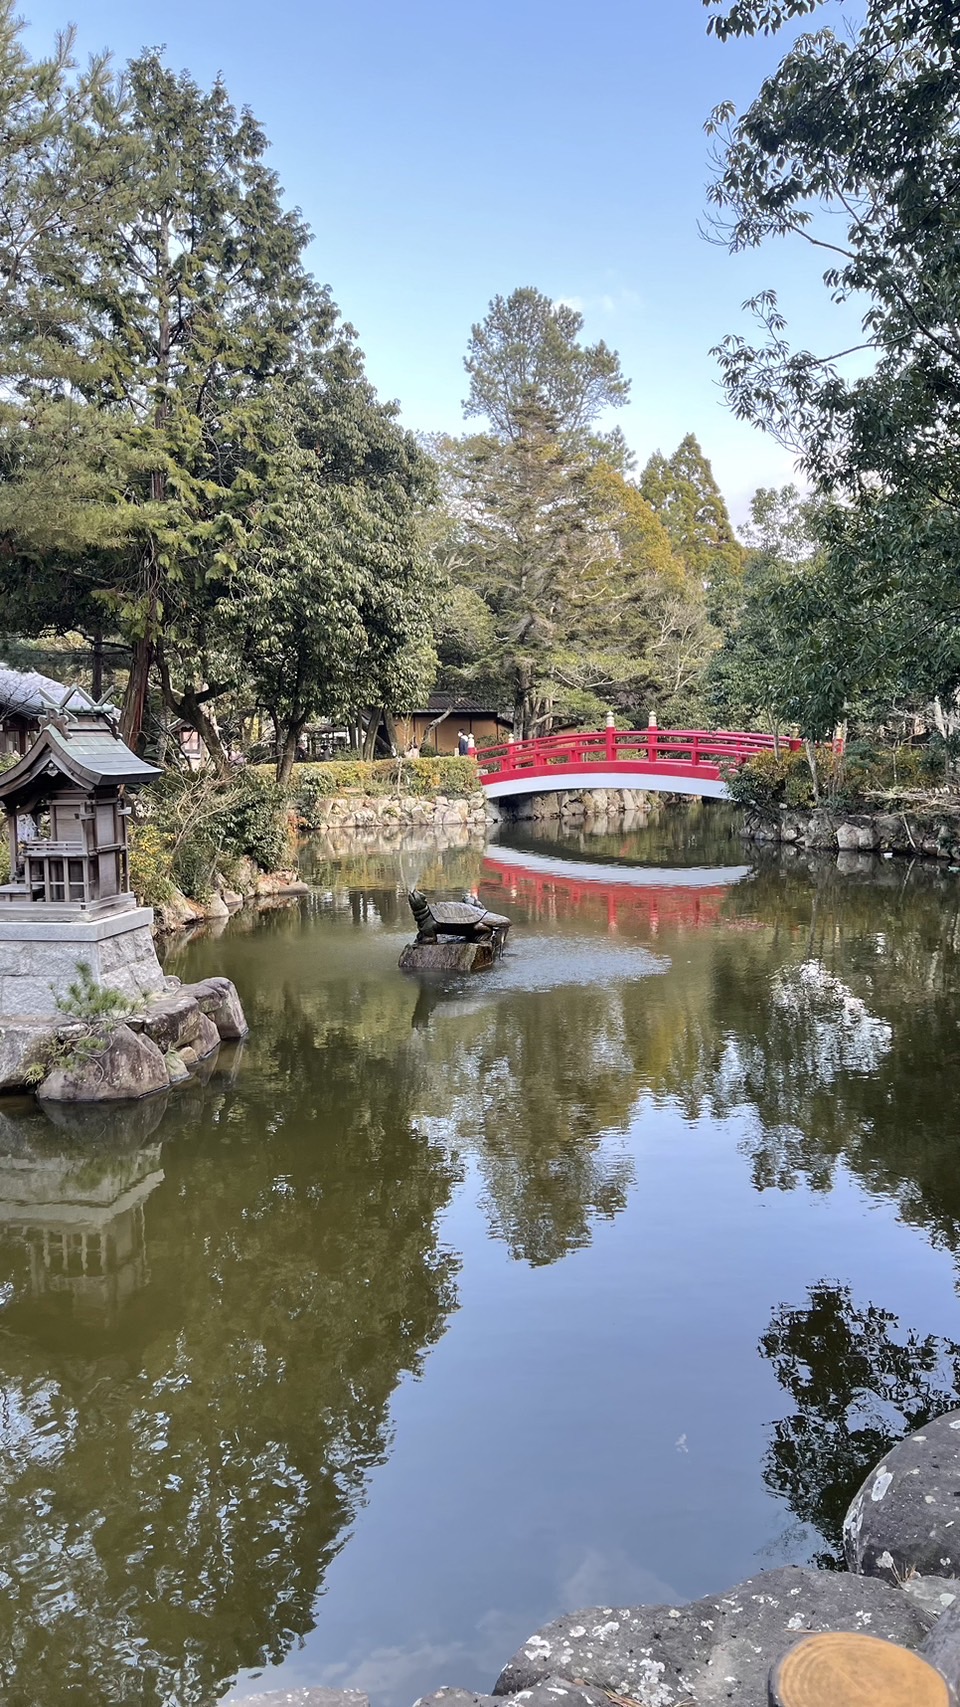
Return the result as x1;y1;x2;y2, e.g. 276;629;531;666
745;803;960;861
500;787;655;825
305;790;492;833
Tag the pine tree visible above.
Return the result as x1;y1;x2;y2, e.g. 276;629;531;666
464;286;629;447
640;434;744;621
457;401;612;737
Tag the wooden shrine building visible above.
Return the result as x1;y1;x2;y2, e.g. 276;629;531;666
0;691;159;919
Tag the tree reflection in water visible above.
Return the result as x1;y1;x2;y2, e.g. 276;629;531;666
1;822;960;1697
760;1282;960;1568
0;1021;461;1706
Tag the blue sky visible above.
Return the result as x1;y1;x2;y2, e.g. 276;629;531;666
23;0;856;522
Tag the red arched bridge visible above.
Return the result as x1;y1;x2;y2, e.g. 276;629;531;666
478;727;801;801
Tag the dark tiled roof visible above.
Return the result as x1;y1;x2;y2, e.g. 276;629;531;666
420;696;511;718
0;665;93;718
0;719;160;801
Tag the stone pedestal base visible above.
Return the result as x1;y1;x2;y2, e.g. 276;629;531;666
399;939;496;974
0;908;165;1017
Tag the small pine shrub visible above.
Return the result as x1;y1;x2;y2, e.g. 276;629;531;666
57;961;134;1022
24;963;139;1086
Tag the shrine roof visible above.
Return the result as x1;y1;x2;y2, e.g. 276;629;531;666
0;718;160;802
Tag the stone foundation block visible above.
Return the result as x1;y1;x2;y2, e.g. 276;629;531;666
0;909;164;1019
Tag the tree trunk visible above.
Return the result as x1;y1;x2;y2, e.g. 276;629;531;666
382;709;400;757
277;720;305;787
155;644;230;769
120;633;153;751
804;737;821;806
91;627;104;702
362;709;383;761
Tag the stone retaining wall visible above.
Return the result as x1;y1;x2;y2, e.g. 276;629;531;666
745;803;960;860
306;790;492;832
502;787;657;824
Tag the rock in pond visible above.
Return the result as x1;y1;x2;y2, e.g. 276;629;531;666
399;941;496;974
0;1021;54;1090
844;1407;960;1584
182;976;248;1039
38;1022;169;1103
493;1566;933;1707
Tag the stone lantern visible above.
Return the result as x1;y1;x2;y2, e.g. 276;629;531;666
0;691;167;1016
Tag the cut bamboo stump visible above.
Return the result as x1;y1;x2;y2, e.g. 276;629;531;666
769;1629;957;1707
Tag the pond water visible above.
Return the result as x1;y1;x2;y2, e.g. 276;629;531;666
3;802;960;1705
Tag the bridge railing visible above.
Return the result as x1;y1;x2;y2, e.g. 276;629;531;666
479;728;802;778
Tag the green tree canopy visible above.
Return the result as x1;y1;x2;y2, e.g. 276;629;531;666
706;0;960;716
0;16;432;762
464;285;629;447
639;433;744;623
235;374;436;782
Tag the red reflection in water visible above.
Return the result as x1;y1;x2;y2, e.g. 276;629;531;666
480;857;730;936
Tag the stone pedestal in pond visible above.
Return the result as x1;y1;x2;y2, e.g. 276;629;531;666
399;939;496;974
0;907;166;1016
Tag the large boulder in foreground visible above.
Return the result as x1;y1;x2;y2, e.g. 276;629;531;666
493;1566;932;1707
38;1023;168;1103
844;1407;960;1585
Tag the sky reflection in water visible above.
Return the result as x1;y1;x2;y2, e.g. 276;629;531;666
0;805;959;1705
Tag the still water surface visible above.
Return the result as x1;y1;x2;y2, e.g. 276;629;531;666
3;804;960;1704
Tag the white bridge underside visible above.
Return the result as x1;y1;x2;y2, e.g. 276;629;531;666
483;769;730;801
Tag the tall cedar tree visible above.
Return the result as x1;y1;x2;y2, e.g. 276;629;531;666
447;289;632;733
0;39;336;748
457;402;612;737
639;434;744;623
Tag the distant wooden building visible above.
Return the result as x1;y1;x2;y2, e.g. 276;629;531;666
395;697;512;756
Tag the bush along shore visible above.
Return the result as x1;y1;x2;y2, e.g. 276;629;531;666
242;1411;960;1707
729;746;960;863
127;758;491;931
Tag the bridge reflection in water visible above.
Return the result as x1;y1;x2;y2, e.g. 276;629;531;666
482;844;752;935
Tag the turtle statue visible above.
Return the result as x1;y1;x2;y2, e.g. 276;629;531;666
408;889;511;951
